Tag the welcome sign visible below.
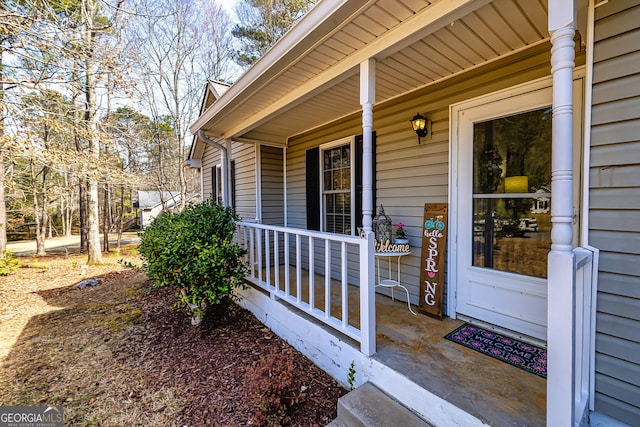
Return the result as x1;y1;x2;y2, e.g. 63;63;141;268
419;203;447;319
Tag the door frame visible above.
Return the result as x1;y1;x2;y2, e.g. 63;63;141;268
447;73;585;328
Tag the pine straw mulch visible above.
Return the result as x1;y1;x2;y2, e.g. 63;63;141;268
0;249;347;426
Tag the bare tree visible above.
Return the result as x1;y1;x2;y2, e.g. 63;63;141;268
78;0;105;263
2;0;129;262
0;51;7;257
2;0;237;254
0;0;28;256
127;0;235;207
21;90;72;254
197;1;236;82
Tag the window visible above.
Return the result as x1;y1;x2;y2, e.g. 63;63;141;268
306;133;375;235
322;142;352;234
471;107;552;278
211;161;235;207
212;164;223;204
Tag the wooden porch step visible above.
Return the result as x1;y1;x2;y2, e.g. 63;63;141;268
327;382;433;427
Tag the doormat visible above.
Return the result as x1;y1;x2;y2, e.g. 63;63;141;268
445;323;547;378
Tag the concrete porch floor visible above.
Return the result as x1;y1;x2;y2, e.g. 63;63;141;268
249;264;546;426
372;292;546;426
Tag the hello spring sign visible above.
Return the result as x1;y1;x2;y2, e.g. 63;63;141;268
419;203;447;319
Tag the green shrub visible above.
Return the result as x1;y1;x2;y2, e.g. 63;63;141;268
137;199;247;324
0;251;22;276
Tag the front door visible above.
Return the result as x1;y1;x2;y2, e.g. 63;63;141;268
452;80;556;341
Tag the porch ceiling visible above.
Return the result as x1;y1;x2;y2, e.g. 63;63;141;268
192;0;550;145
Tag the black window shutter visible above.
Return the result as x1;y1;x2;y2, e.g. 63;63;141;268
355;132;376;230
230;160;236;209
306;147;320;231
211;167;217;202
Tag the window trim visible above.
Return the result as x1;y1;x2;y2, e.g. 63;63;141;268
319;136;355;235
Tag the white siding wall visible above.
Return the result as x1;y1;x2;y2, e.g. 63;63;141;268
202;143;220;200
232;143;257;221
201;141;257;221
260;145;285;226
287;46;555;305
590;1;640;424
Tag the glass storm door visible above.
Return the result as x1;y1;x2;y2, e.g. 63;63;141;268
454;83;553;341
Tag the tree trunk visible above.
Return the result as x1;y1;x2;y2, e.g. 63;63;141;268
60;187;66;237
172;63;187;211
0;47;7;258
103;184;110;252
84;0;102;264
63;172;73;237
42;167;50;245
179;141;187;210
65;182;72;237
30;160;47;256
116;185;124;250
78;178;88;250
73;55;88;250
87;180;101;262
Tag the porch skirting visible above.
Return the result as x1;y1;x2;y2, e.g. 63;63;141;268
235;285;486;427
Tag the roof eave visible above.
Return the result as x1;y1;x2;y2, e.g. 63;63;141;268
189;0;372;137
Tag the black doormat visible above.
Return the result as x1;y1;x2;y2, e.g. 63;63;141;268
445;323;547;378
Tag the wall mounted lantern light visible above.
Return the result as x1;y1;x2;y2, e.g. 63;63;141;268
410;112;429;144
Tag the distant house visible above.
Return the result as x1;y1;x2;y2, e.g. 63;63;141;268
532;186;551;214
136;191;199;228
187;1;639;426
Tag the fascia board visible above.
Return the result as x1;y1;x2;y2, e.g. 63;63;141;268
189;0;371;136
187;134;199;160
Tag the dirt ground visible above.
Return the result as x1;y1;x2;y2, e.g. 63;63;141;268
0;245;346;426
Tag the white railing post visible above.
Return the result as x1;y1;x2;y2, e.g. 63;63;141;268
265;229;271;287
296;234;302;303
573;248;595;424
309;236;315;309
274;231;280;294
284;232;290;295
360;231;376;356
341;241;348;328
257;228;263;283
249;226;256;278
325;239;331;319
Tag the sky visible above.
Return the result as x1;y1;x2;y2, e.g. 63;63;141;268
218;0;240;23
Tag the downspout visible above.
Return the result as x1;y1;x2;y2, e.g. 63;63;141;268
198;130;229;207
583;0;601;412
226;139;233;209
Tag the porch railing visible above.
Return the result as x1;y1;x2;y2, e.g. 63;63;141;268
573;247;598;423
236;221;376;355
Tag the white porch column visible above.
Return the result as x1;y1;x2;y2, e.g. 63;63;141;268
548;1;577;426
360;58;375;232
359;58;376;356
